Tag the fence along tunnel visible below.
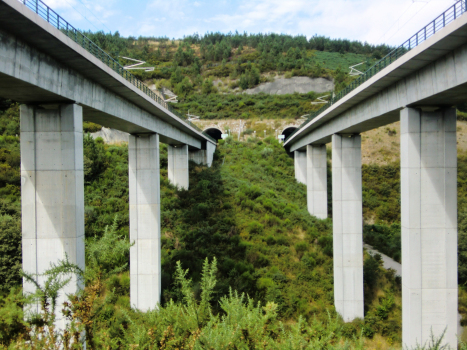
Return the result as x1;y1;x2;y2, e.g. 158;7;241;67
203;128;223;141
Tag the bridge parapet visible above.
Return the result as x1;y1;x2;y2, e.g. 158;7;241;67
285;0;467;146
16;0;215;143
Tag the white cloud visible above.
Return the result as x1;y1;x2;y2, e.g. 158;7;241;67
206;0;453;45
42;0;460;45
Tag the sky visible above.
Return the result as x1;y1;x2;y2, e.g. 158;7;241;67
43;0;457;46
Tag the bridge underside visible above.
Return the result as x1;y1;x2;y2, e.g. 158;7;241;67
0;0;218;322
286;13;467;151
286;8;467;348
293;80;467;148
0;71;195;145
0;0;213;149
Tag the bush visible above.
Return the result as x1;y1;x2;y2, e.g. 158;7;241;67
247;221;264;235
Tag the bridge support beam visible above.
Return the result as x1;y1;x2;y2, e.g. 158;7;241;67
294;150;307;185
189;142;216;167
401;107;457;348
332;134;363;322
306;144;327;219
168;144;189;189
20;104;85;329
129;134;161;311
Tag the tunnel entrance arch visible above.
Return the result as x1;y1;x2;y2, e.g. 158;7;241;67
281;126;298;141
203;127;223;141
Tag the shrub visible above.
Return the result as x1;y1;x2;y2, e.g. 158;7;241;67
247;221;264;235
260;147;273;157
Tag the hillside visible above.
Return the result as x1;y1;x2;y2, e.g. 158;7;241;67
1;29;466;348
0;101;405;348
82;31;392;121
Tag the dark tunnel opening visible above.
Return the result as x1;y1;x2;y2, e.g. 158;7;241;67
281;127;298;141
204;128;223;141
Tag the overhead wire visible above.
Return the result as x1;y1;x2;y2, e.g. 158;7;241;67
51;0;113;33
383;0;433;43
377;0;417;43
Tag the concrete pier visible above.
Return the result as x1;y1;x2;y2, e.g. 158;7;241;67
129;134;161;311
21;104;85;328
189;142;216;167
294;150;307;185
401;107;458;348
168;144;189;190
306;144;327;219
332;134;363;322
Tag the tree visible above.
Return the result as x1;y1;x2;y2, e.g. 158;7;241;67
201;78;214;94
170;67;184;86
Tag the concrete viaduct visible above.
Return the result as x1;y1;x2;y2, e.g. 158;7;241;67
0;0;216;328
285;1;467;348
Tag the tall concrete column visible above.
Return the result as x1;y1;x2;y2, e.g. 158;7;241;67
306;144;327;219
21;104;85;329
332;134;363;321
401;107;457;348
168;144;189;189
189;142;216;167
294;150;306;185
129;134;161;311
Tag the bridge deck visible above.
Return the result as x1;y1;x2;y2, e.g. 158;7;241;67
285;11;467;151
0;0;213;148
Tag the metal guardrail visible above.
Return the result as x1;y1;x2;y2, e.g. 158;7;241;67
285;0;467;144
17;0;216;143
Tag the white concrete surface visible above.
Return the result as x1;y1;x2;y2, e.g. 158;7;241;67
365;243;464;339
168;144;189;190
21;104;85;329
189;142;216;167
332;134;364;322
206;141;216;167
400;107;458;349
294;150;307;185
306;144;327;219
129;134;161;311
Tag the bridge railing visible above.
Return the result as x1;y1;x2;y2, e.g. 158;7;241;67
285;0;467;143
17;0;216;143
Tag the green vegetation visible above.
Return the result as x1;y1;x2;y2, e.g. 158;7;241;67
0;101;407;348
176;91;322;120
76;31;392;120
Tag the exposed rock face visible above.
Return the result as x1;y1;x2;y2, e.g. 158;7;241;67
91;127;129;144
243;77;334;95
